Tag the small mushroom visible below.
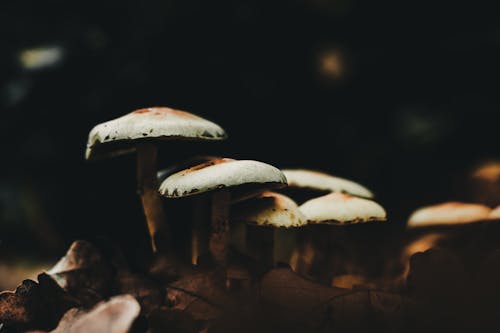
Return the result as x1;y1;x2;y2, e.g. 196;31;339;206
407;202;492;229
300;192;386;225
281;169;373;204
405;202;493;282
231;191;307;274
157;155;222;265
85;107;227;253
296;193;387;284
159;159;287;282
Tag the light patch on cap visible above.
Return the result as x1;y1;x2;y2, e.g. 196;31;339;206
489;205;500;219
282;169;373;198
85;107;227;159
407;202;492;228
159;159;287;198
232;191;307;228
299;192;386;224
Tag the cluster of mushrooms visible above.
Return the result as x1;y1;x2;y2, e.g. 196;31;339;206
86;106;500;291
85;106;389;288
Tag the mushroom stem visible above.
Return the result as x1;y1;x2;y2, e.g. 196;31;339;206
209;190;231;276
136;143;170;253
247;225;274;274
192;196;209;266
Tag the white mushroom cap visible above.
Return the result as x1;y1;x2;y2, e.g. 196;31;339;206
157;155;222;184
159;159;287;198
232;192;307;228
282;169;373;198
407;202;492;228
490;206;500;219
299;192;386;224
86;107;227;159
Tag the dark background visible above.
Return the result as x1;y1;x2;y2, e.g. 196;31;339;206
1;0;499;262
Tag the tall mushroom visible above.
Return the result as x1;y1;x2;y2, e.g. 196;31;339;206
297;192;387;285
158;159;287;282
231;191;307;274
281;169;373;204
85;107;227;253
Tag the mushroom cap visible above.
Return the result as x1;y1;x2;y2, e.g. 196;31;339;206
299;192;386;224
232;191;307;228
86;107;227;160
157;155;222;184
407;202;492;228
159;159;287;198
282;169;373;199
490;206;500;219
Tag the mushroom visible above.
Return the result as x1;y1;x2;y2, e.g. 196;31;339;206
296;192;387;284
405;202;493;282
231;191;307;274
157;155;222;265
281;169;373;204
158;159;287;281
85;107;227;253
407;202;492;229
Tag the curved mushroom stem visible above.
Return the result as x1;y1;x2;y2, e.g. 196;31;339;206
137;143;170;253
209;190;231;281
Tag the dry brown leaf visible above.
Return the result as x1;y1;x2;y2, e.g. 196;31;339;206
117;272;163;315
47;241;114;301
0;273;77;331
165;270;231;322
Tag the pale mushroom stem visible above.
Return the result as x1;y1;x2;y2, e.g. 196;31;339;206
210;190;231;278
192;196;209;266
136;143;170;253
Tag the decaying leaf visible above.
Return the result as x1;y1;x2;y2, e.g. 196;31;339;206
0;273;77;331
257;267;350;331
165;270;231;322
117;272;163;315
47;240;114;306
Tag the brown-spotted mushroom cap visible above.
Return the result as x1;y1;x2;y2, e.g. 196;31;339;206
282;169;373;199
157;155;222;184
407;202;492;228
232;191;307;228
159;159;287;198
490;206;500;219
86;107;227;160
299;192;386;224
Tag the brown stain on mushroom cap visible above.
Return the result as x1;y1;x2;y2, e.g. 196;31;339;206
85;106;227;160
132;107;199;119
180;158;234;174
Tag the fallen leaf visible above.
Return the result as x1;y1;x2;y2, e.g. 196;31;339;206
46;294;141;333
0;273;77;331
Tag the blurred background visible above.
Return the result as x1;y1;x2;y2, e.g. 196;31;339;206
0;0;499;279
